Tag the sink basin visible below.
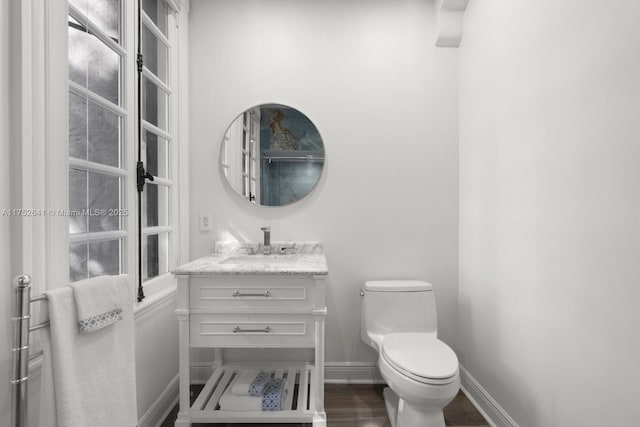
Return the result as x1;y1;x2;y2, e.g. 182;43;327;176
220;254;301;266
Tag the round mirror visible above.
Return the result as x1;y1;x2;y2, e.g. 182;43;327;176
220;104;325;206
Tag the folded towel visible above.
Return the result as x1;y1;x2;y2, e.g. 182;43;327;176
231;369;272;396
41;274;137;427
220;376;287;411
262;378;287;411
69;274;125;333
219;390;262;411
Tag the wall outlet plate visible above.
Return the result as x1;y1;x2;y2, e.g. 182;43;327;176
200;213;212;231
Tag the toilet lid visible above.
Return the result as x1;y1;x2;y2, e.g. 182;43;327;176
382;333;458;382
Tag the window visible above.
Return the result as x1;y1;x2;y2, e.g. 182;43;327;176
221;109;261;203
66;0;179;289
140;0;174;282
68;0;127;281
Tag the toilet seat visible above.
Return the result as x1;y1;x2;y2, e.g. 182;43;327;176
382;333;459;385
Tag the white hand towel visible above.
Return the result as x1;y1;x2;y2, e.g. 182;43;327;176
219;389;263;411
69;274;125;333
220;375;288;411
230;369;262;395
41;274;137;427
39;323;57;427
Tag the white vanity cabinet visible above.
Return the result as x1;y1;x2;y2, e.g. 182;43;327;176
173;248;328;427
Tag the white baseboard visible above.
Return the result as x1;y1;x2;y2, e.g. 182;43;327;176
459;365;518;427
324;362;384;384
190;361;384;384
137;374;179;427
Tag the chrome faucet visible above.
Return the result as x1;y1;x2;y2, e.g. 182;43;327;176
260;226;271;254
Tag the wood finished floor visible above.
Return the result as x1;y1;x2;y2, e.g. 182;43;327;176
160;384;489;427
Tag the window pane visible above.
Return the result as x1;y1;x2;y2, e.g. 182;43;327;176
143;183;168;228
143;130;169;179
70;239;122;281
88;172;121;232
70;242;88;281
88;35;120;105
143;232;168;281
89;239;121;277
69;92;87;160
68;15;89;88
142;22;168;83
90;0;120;42
69;169;88;234
88;101;121;167
70;0;120;44
68;16;121;106
142;77;168;130
142;0;168;37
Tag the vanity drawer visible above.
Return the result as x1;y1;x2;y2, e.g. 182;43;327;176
189;277;315;310
190;313;314;348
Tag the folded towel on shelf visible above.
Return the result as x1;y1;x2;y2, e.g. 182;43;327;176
218;390;262;411
69;274;125;333
40;274;137;427
231;369;272;396
220;376;287;411
261;378;287;411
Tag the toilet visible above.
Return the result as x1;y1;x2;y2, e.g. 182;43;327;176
361;280;460;427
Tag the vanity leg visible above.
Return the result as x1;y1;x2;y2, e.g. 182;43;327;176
175;310;191;427
213;348;223;369
313;412;327;427
313;308;327;417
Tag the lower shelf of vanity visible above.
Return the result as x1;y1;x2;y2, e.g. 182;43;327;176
190;363;319;423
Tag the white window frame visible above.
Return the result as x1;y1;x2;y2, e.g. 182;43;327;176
221;108;260;204
249;109;261;203
18;0;189;302
138;3;182;296
67;1;133;282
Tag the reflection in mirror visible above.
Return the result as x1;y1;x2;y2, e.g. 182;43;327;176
220;104;325;206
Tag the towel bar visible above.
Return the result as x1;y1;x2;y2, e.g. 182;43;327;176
29;322;50;332
10;274;49;427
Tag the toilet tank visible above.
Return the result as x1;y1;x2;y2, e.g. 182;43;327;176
361;280;438;350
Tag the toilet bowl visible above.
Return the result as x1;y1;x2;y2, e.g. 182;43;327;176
379;333;460;427
360;281;460;427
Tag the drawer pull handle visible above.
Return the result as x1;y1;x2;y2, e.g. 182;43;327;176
232;290;270;297
233;325;271;333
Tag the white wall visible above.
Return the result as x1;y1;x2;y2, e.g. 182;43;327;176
189;0;459;365
458;1;640;425
0;0;13;424
134;296;179;424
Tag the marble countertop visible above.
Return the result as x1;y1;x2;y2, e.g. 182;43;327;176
171;241;328;276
